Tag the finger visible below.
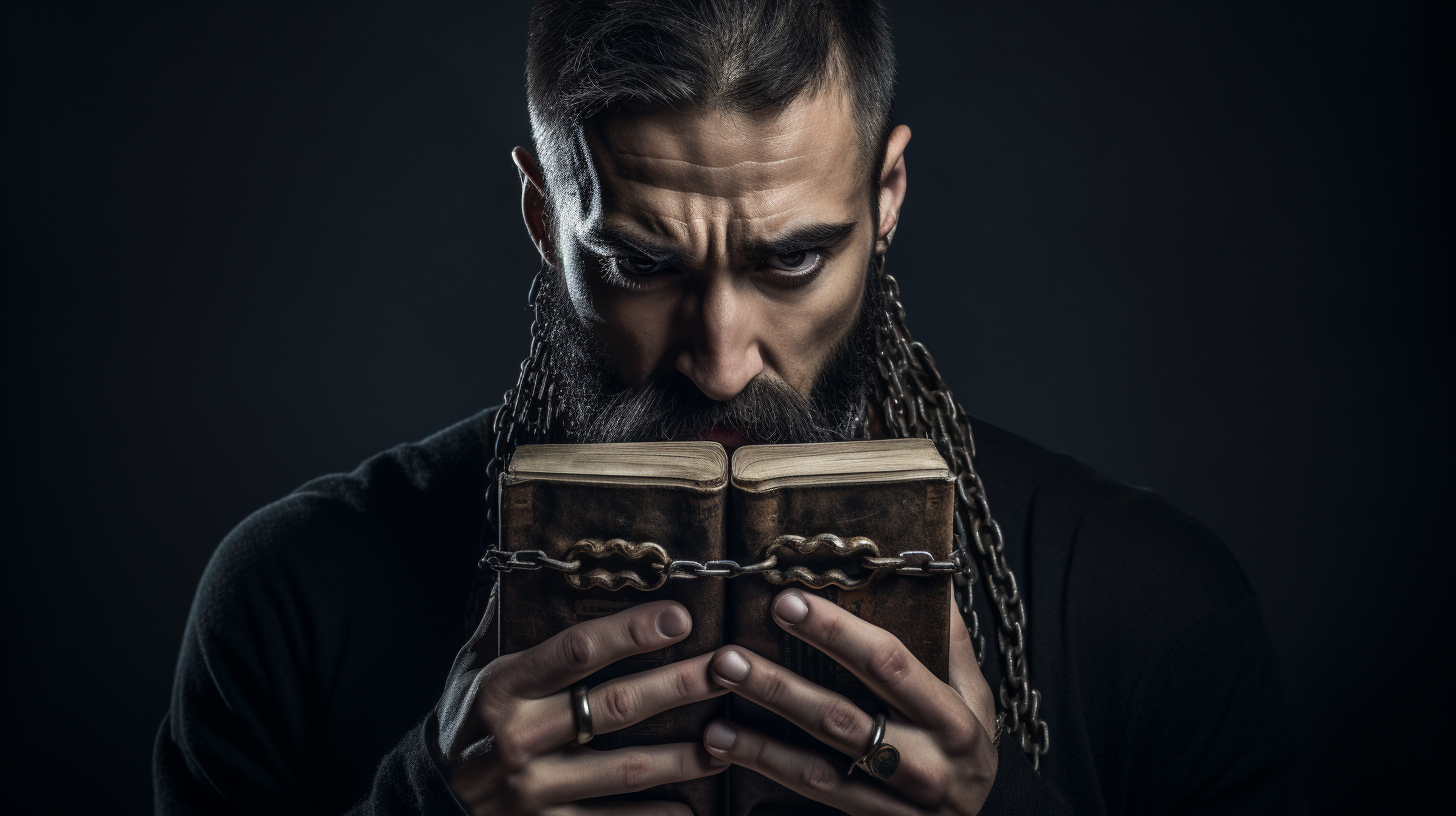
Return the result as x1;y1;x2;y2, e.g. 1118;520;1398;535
543;802;692;816
947;593;995;736
531;652;729;750
700;720;917;816
708;649;950;804
527;743;727;805
496;600;693;699
771;589;967;733
707;647;873;759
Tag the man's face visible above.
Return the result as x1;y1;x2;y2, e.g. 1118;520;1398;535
517;86;911;444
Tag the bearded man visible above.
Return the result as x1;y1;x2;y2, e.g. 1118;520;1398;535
154;2;1303;814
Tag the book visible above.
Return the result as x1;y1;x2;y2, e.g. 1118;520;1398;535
497;439;955;816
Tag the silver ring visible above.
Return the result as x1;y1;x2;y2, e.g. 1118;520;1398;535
849;712;900;780
571;683;593;745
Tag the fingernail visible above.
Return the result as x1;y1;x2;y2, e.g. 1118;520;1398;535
775;591;809;624
714;650;750;684
656;606;690;638
705;722;737;751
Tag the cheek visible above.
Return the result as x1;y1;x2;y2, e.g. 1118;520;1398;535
579;274;679;386
764;266;867;396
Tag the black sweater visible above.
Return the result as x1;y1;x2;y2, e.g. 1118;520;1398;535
153;409;1304;814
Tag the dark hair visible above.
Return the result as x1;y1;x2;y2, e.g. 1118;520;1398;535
526;0;896;201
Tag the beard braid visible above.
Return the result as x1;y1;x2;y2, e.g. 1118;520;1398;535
539;257;883;445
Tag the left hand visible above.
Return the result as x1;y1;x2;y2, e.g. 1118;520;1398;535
702;588;998;815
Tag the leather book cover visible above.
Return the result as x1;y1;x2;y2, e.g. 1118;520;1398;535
726;443;955;816
498;445;728;815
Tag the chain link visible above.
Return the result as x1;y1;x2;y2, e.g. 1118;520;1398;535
481;541;958;586
871;261;1050;766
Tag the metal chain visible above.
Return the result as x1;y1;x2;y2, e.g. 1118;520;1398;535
478;260;1050;767
482;544;958;591
483;267;561;533
871;258;1050;766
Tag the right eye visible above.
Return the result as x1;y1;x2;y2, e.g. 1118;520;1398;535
616;256;672;276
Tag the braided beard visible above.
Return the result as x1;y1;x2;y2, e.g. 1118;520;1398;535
538;258;885;445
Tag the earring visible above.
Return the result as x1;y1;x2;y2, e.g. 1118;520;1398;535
875;223;899;255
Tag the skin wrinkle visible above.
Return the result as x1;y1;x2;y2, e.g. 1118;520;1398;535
603;173;817;200
521;83;909;413
604;152;820;169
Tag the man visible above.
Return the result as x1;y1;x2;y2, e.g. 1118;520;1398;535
155;1;1303;814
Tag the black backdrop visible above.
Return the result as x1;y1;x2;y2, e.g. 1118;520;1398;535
4;2;1449;813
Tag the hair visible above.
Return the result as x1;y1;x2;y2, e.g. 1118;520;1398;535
525;0;897;204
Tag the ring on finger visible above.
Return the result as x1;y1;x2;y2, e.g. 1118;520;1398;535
848;712;900;780
571;683;594;745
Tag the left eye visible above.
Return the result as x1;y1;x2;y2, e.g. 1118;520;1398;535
764;250;820;273
616;256;671;276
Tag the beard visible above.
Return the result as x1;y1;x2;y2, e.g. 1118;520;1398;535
540;258;884;445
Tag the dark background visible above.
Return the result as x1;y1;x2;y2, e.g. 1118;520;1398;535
4;1;1449;813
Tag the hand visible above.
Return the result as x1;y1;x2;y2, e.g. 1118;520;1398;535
702;589;998;815
436;597;729;816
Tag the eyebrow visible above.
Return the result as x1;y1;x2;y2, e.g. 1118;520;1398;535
743;221;858;260
583;221;859;265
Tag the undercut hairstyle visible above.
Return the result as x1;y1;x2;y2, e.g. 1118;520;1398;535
526;0;897;205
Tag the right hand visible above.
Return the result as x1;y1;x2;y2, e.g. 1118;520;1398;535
436;593;729;816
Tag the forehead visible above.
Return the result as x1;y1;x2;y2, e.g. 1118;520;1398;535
582;90;868;251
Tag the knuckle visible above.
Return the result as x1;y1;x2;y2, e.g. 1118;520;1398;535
670;665;696;700
866;637;912;686
818;699;863;744
598;682;641;726
940;717;979;756
491;729;530;771
798;755;840;794
620;751;653;790
558;628;598;671
751;734;772;768
627;615;657;651
903;760;950;803
503;766;537;809
756;667;791;707
816;612;848;649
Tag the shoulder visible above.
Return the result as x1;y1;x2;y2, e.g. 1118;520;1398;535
208;408;496;586
188;407;499;652
968;416;1255;650
162;409;502;809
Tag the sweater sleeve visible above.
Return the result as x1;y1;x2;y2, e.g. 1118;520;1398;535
978;737;1075;815
341;715;468;816
152;489;478;815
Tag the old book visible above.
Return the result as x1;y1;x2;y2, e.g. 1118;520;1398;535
497;442;730;815
727;439;955;816
496;439;955;816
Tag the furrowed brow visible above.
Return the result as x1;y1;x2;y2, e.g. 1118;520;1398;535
742;221;857;260
582;226;681;263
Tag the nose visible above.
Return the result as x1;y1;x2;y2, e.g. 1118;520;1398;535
675;278;764;402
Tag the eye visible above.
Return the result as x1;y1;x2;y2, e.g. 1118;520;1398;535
764;250;822;274
615;255;672;276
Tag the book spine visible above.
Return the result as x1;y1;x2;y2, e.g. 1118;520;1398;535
499;477;727;814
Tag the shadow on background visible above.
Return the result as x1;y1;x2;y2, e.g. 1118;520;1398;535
3;1;1449;813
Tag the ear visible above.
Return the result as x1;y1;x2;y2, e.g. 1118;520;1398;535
875;125;912;254
511;146;558;267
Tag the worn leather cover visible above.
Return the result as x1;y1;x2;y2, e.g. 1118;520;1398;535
726;473;956;816
499;472;728;815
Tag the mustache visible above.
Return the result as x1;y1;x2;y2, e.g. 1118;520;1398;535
578;369;839;445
